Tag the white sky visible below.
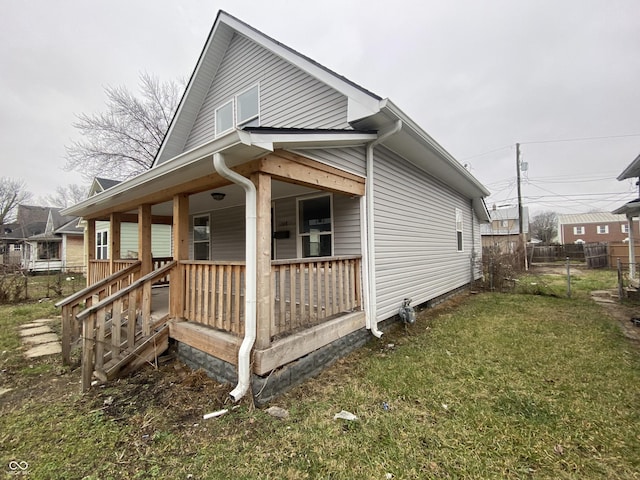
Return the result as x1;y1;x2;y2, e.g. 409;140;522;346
1;0;639;215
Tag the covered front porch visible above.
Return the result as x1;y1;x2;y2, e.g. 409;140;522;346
59;143;369;396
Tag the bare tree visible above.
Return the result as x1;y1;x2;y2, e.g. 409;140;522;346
530;211;558;244
0;178;32;224
65;72;182;181
42;184;89;209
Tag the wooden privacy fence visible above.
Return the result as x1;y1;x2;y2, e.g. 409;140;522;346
271;256;362;338
527;244;585;263
584;242;609;268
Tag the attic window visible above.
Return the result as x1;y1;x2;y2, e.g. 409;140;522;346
215;84;260;137
215;100;234;135
236;85;259;126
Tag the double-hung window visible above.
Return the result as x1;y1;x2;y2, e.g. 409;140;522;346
298;195;332;257
622;224;630;234
597;225;609;234
573;226;585;235
96;231;108;259
193;215;211;260
455;208;463;252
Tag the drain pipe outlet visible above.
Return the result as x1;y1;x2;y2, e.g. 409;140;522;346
365;120;402;338
213;153;257;402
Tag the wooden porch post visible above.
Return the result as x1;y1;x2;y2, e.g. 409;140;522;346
253;172;272;350
170;194;189;318
86;219;96;287
138;204;152;276
109;212;121;275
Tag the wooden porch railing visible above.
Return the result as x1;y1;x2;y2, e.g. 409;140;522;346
76;261;177;391
55;261;142;365
271;256;362;338
153;256;174;284
181;261;246;336
178;256;362;339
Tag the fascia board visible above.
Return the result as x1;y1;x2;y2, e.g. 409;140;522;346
247;131;377;149
380;99;490;198
617;153;640;180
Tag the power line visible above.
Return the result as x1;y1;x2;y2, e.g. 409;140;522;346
520;133;640;146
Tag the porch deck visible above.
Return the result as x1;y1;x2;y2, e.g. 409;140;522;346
60;255;364;391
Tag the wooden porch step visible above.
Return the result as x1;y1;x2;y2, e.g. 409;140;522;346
95;325;169;382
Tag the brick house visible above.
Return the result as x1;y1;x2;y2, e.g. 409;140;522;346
557;212;637;244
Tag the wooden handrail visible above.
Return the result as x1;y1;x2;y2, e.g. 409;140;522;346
77;261;176;321
180;260;247;266
55;261;142;308
271;255;361;266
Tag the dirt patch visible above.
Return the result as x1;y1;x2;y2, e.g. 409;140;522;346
593;298;640;347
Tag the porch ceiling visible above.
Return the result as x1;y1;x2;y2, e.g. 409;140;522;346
63;130;371;221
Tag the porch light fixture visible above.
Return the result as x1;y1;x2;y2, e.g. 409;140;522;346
211;192;226;201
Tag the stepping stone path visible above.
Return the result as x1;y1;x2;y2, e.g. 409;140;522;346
19;319;62;358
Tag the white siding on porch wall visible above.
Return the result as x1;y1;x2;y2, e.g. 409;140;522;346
185;33;350;151
373;146;477;322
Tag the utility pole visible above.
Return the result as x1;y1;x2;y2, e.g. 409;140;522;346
516;142;527;270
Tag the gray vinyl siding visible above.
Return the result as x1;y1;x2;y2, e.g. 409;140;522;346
184;33;350;150
289;147;366;177
372;147;476;321
95;222;171;258
273;197;296;260
189;206;246;261
333;194;361;256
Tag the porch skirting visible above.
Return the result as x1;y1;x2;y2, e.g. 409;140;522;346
175;322;371;406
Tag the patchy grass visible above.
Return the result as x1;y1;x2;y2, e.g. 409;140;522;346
1;272;639;479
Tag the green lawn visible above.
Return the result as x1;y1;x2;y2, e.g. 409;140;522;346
1;269;639;479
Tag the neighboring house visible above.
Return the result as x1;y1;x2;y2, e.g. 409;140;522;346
480;205;529;253
0;205;85;272
613;152;640;278
87;177;173;275
557;212;635;244
22;207;85;272
60;11;490;402
0;222;23;267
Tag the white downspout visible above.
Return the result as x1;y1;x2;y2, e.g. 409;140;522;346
213;153;257;402
364;120;402;338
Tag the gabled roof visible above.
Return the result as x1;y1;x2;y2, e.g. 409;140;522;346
54;217;84;235
64;11;490;220
154;11;383;167
89;177;122;197
557;212;627;225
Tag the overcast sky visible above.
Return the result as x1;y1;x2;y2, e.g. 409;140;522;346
2;0;639;215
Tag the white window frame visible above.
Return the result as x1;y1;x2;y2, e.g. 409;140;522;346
96;230;108;260
622;224;630;234
215;100;234;136
455;208;464;252
597;225;609;234
193;214;211;261
12;244;21;251
573;226;584;235
235;84;260;127
296;193;334;258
